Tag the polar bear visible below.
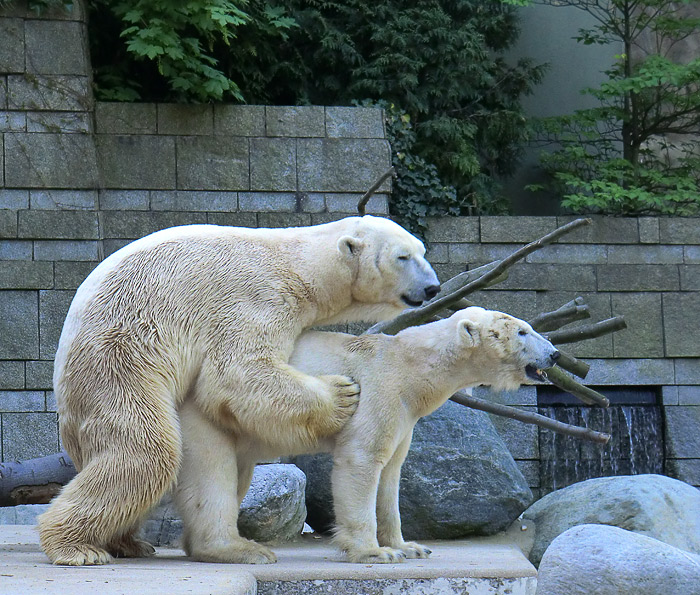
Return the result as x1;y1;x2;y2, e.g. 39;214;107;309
38;215;439;566
177;307;559;564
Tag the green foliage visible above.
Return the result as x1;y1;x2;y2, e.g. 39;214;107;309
89;0;296;102
529;0;700;215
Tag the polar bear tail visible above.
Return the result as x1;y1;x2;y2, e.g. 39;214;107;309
38;397;181;566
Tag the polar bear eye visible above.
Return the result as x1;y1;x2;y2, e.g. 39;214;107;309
518;329;528;336
397;255;410;261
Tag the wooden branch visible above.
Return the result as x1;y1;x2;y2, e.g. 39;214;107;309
357;168;395;215
367;218;592;336
450;390;611;444
544;367;610;407
556;350;590;379
529;298;591;333
546;316;628;345
0;451;76;506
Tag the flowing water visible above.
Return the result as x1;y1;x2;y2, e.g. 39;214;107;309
538;404;664;495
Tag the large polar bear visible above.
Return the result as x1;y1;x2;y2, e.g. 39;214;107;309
38;216;439;566
178;307;560;564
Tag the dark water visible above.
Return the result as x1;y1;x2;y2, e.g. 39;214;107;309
538;405;664;495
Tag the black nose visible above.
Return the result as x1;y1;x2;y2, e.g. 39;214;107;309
551;350;561;363
424;285;440;300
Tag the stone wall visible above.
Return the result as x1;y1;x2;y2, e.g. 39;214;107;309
1;1;699;496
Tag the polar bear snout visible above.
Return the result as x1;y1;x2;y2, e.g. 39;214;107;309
424;284;441;300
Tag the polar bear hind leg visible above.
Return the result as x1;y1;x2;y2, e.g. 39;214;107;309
175;400;277;564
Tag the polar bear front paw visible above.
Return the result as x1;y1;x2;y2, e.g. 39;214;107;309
49;544;113;566
318;374;360;433
108;534;156;558
346;546;407;564
398;541;432;559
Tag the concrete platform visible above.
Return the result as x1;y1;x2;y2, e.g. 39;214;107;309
0;525;537;594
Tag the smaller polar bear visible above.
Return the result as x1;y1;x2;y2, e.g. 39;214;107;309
178;307;559;563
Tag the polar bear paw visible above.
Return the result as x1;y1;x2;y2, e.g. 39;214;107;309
108;534;156;558
318;374;360;432
346;546;407;564
398;541;432;559
189;539;278;564
48;544;113;566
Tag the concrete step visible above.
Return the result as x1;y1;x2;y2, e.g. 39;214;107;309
0;525;537;594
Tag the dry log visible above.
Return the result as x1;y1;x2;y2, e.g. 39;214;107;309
0;452;76;506
529;298;590;333
546;316;628;345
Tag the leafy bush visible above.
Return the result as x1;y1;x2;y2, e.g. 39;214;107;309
528;0;700;215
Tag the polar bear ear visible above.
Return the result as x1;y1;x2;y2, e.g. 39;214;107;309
337;235;364;258
458;319;481;348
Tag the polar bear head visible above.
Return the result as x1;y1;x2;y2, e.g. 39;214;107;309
451;307;560;391
337;216;440;316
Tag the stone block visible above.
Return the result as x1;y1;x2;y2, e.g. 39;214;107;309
257;213;312;228
481;216;557;243
5;132;98;188
557;216;639;244
238;192;296;212
468;290;540;321
205;212;257;228
666;459;700;487
0;290;38;359
611;293;663;358
26;110;90;133
325;106;385;138
1;0;85;20
638;217;659;243
325;193;388;214
659;218;700;244
18;210;98;239
54;261;98;289
662;386;679;406
101;211;207;239
0;240;31;259
517;461;540;489
157;104;213;135
310;213;350;225
46;390;56;411
0;189;29;209
297;138;392;192
582;358;675;385
676;359;700;385
151;190;237;212
294;192;325;213
99;190;149;210
0;390;45;412
474;386;538;407
0;18;24;73
665;406;700;459
679;387;700;406
250;138;297;191
214;104;265;136
97;135;175;189
685;246;700;264
0;77;6;109
490;407;539;460
33;240;99;261
0;110;27;131
450;241;512;266
608;245;683;264
7;74;90;111
433;263;467;284
597;265;679;291
495;264;597;292
25;361;53;390
0;361;24;390
680;266;700;290
664;293;700;357
266;106;325;137
102;239;131;257
527;244;607;264
0;261;53;289
0;209;17;237
176;136;249;191
39;290;74;359
425;242;448;264
25;20;88;75
95;102;156;134
30;189;97;210
1;412;59;460
424;217;479;243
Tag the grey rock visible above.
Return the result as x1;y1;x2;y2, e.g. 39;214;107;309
295;401;533;538
145;464;306;547
536;524;700;595
0;503;49;524
523;474;700;566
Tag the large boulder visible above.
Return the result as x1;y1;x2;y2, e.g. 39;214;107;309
536;524;700;595
295;401;533;538
523;474;700;566
143;463;306;546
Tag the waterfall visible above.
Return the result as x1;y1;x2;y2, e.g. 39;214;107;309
538;403;663;495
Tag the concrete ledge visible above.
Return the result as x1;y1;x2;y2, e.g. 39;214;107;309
0;525;536;595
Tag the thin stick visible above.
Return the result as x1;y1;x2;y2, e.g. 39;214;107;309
450;390;611;444
546;317;627;345
357;168;395;215
368;218;592;335
543;367;610;407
